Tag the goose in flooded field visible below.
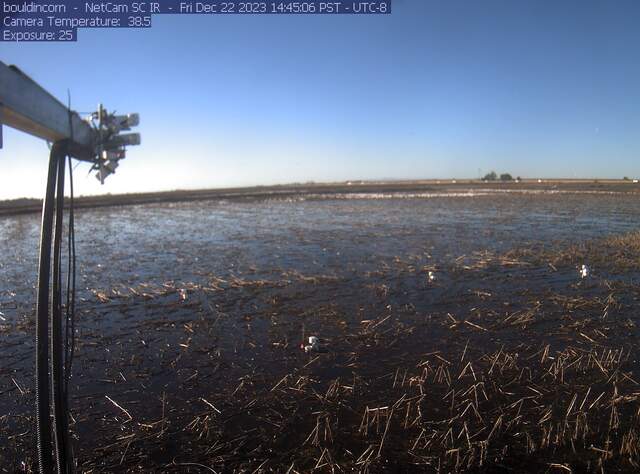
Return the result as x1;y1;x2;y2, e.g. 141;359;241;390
580;264;589;279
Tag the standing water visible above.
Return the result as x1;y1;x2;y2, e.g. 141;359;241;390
1;190;640;471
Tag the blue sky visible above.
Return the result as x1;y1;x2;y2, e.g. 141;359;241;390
1;0;639;199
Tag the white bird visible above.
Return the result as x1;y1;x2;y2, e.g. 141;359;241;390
304;336;320;353
580;264;589;279
427;271;436;283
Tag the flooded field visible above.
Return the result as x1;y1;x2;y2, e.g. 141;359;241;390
2;189;640;472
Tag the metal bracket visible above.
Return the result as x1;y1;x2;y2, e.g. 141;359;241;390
0;61;140;181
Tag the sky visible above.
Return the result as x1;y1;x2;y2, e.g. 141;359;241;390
1;0;639;199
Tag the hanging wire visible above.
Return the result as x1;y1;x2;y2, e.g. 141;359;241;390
65;155;76;396
51;150;68;473
37;143;75;474
36;142;64;474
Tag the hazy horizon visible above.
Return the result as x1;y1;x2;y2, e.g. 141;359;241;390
2;174;639;202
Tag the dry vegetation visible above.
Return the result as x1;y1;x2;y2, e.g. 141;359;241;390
2;231;640;473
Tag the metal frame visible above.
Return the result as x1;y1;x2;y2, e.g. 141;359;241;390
0;62;96;160
0;60;140;178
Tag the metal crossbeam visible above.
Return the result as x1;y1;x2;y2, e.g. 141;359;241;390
0;61;97;161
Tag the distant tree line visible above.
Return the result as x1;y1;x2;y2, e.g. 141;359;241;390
482;171;517;182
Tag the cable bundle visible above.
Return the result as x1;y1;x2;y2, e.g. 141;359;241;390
36;141;76;474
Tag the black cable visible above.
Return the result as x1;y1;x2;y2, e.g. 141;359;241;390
61;93;76;473
65;92;77;399
36;142;66;474
37;140;77;474
65;155;76;395
63;155;76;472
51;153;68;473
